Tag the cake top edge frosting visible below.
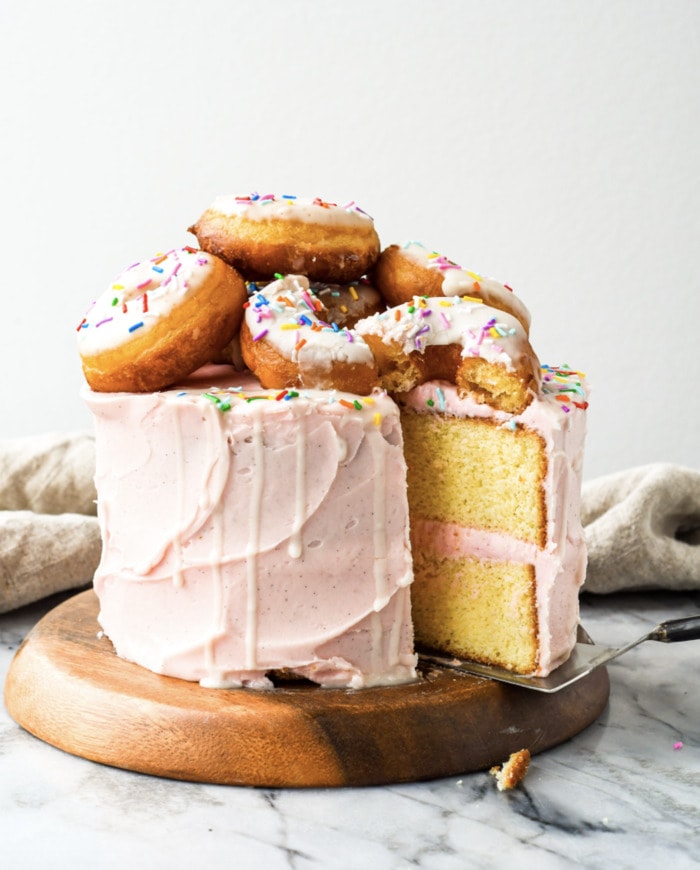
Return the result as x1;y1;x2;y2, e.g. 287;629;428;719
398;365;589;420
81;363;398;420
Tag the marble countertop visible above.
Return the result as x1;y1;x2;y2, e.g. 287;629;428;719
1;589;699;869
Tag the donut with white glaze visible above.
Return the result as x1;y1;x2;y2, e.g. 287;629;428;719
370;242;531;333
354;295;540;414
189;194;381;284
240;274;378;395
77;247;247;393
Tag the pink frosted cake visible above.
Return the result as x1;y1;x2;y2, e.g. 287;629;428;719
85;365;416;689
78;192;590;688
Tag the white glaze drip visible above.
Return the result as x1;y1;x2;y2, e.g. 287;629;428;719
132;397;231;577
370;611;384;677
388;587;409;666
370;429;389;611
204;500;226;677
171;407;185;589
245;403;265;669
289;407;306;559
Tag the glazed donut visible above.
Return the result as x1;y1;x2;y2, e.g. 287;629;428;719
312;279;384;329
189;193;381;284
354;295;540;414
77;247;247;393
370;242;531;333
240;274;378;395
215;278;381;368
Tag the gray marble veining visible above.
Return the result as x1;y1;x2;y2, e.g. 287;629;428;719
2;591;698;869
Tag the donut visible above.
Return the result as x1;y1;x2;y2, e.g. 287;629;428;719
212;280;267;368
354;295;540;414
214;279;382;370
312;279;384;329
370;242;531;333
77;247;247;393
240;274;378;395
189;193;381;284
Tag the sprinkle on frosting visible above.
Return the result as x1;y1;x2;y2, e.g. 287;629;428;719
413;364;587;421
215;193;375;222
355;294;525;368
389;242;531;333
541;365;589;413
167;379;386;420
76;248;212;353
244;274;375;369
401;241;516;295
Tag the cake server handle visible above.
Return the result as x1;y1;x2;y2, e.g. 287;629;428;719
649;615;700;643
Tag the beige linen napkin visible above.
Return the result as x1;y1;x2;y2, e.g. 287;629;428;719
1;432;698;611
0;432;100;613
581;463;700;593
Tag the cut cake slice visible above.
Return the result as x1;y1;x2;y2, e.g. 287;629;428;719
397;366;588;676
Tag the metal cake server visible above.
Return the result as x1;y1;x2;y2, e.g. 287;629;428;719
418;615;700;693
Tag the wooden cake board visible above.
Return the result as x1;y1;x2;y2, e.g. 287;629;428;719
4;590;609;788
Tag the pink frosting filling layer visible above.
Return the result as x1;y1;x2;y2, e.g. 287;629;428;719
86;365;416;689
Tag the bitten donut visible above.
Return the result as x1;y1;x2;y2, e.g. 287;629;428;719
77;247;247;393
189;193;381;284
370;242;531;333
354;295;540;414
240;274;378;395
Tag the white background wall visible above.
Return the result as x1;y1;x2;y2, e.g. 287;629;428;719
1;0;698;481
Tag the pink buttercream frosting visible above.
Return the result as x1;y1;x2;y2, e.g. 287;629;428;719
398;369;588;676
86;365;417;689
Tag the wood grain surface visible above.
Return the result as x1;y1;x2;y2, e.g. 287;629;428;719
4;590;610;787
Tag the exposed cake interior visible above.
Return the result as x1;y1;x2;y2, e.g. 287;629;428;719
397;368;588;676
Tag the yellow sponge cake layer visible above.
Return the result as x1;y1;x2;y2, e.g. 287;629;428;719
412;552;538;673
402;411;546;548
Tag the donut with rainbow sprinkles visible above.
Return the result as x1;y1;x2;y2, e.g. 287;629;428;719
189;193;381;284
370;241;531;333
77;247;247;393
240;274;378;395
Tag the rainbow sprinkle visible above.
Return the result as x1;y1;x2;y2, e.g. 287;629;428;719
249;282;360;351
541;365;589;412
77;248;208;340
232;194;374;220
178;384;382;418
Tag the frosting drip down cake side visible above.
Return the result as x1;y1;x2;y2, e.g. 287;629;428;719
86;367;417;689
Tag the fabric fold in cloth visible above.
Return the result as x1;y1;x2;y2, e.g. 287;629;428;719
581;463;700;593
0;432;100;613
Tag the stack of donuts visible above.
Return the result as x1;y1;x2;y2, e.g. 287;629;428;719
77;193;541;414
